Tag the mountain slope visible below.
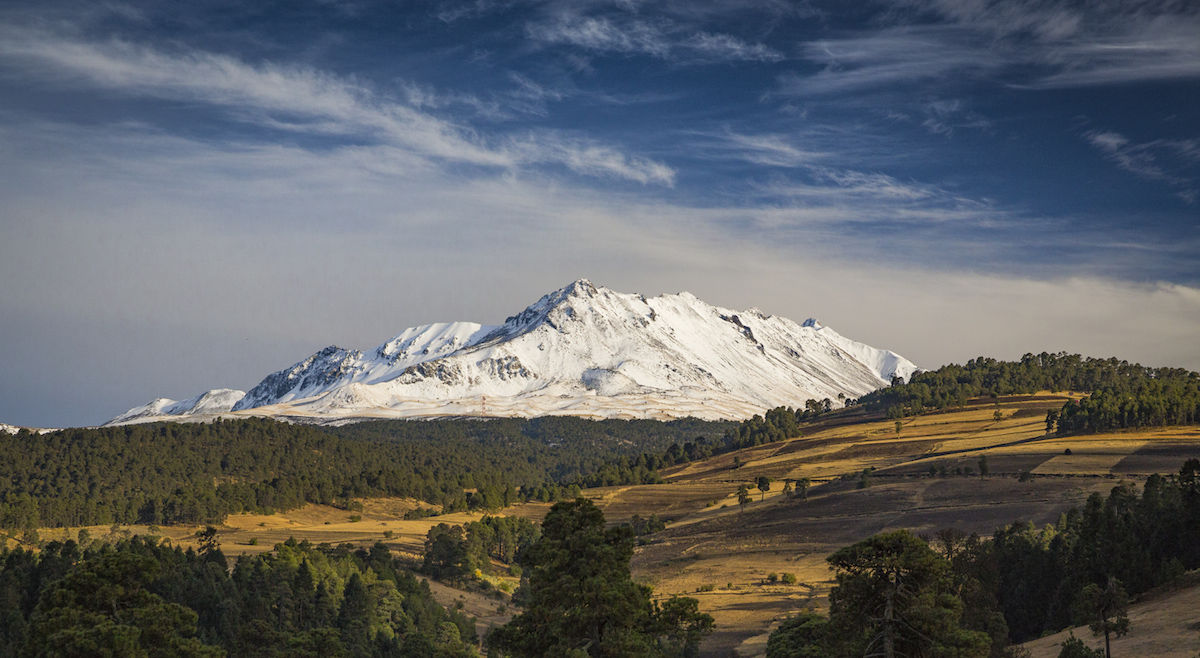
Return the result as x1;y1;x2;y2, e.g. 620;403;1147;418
109;280;917;423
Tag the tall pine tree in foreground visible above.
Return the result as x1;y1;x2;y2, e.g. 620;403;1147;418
488;498;712;657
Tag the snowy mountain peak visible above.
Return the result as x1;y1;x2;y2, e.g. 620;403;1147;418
108;280;918;424
110;388;245;424
485;278;607;339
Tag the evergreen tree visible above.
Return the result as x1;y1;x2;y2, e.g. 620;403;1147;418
756;477;771;501
23;551;223;657
488;499;711;657
770;531;991;657
1072;578;1130;658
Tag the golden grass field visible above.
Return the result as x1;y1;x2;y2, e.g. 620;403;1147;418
17;394;1200;656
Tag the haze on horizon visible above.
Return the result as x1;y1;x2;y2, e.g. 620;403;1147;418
1;0;1198;428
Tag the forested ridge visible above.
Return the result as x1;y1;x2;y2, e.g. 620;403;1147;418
857;352;1200;434
608;353;1200;482
0;416;730;530
0;536;478;656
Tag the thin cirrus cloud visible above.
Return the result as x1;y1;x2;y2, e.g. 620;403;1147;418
1084;130;1200;203
783;4;1200;95
783;26;998;96
524;13;783;63
689;129;829;168
1026;24;1200;88
748;169;996;228
0;29;675;186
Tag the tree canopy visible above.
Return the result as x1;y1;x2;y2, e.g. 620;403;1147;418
0;536;477;657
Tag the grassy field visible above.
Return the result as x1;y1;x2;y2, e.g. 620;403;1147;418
17;394;1200;656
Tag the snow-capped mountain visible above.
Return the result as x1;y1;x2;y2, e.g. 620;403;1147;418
1;422;57;435
108;389;247;425
108;279;917;424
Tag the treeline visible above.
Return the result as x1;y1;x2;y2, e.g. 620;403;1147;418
860;352;1182;415
0;536;477;656
0;416;730;530
857;352;1200;436
329;416;730;502
767;459;1200;656
1053;376;1200;435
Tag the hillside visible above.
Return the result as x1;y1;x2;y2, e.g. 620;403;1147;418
1020;574;1200;657
109;279;916;424
22;393;1199;656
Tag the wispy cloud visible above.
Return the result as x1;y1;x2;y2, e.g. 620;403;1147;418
510;131;676;185
1026;21;1200;88
692;129;827;168
919;99;991;137
399;72;570;122
685;32;784;63
434;0;514;24
1085;129;1200;203
783;2;1200;95
525;12;783;63
748;166;997;227
680;127;1008;229
0;28;674;185
783;26;997;96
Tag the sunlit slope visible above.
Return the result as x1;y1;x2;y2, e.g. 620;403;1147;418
584;394;1199;656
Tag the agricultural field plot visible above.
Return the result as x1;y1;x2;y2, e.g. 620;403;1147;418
586;481;742;523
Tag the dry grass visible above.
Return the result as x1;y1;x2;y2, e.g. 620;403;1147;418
1020;577;1200;657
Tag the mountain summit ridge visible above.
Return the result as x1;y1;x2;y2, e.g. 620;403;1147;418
109;279;917;424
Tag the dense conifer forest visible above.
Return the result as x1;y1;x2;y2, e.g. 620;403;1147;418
0;536;477;656
0;417;730;530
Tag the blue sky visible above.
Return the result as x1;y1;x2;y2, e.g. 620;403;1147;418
1;0;1198;426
